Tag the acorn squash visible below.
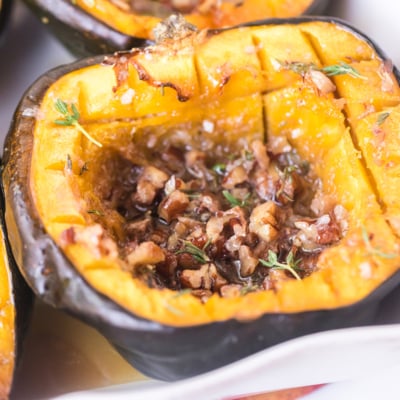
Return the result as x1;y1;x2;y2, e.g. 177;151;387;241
0;183;32;398
3;17;400;380
22;0;329;56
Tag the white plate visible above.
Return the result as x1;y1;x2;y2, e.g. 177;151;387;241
2;2;400;399
51;324;400;400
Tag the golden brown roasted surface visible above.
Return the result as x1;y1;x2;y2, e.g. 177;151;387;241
74;0;320;39
29;21;400;326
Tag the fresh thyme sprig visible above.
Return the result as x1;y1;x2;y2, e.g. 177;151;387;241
222;190;251;208
279;60;363;79
54;99;102;148
176;240;210;264
361;227;397;259
321;62;364;78
259;250;302;280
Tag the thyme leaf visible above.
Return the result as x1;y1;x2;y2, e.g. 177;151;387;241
278;60;363;79
162;289;193;314
279;60;318;75
162;301;184;316
244;150;254;161
222;190;251;208
87;209;104;216
212;163;226;175
361;227;397;259
176;240;210;264
240;284;259;296
171;288;192;299
376;112;390;126
321;62;364;78
259;250;302;280
54;99;102;147
282;165;297;180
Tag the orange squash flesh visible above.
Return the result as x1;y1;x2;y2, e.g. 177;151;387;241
29;21;400;327
74;0;320;39
0;227;16;399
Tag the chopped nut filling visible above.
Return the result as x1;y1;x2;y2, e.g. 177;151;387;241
89;139;346;300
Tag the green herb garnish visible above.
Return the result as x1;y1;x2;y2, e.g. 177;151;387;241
361;227;397;259
259;250;302;280
244;150;254;161
54;99;102;147
212;163;227;175
275;166;296;202
87;209;104;216
162;301;184;316
176;240;210;264
376;112;390;126
222;190;251;208
162;289;193;315
186;193;201;199
279;60;363;79
321;62;364;78
171;288;192;299
282;165;296;179
279;61;318;75
240;284;259;296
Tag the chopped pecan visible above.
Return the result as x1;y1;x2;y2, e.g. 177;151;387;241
134;166;169;205
180;263;227;290
251;139;270;170
127;241;165;268
73;224;118;258
222;165;248;189
239;245;259;276
158;190;190;222
249;201;278;242
220;284;242;298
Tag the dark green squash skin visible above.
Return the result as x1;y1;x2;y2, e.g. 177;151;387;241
22;0;151;57
22;0;330;57
2;17;400;381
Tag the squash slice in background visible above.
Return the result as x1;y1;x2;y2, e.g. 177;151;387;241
21;0;330;55
0;187;32;399
3;17;400;381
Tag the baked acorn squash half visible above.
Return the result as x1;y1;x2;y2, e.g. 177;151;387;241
3;17;400;380
0;181;32;398
22;0;329;56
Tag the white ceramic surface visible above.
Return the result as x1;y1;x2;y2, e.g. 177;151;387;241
53;325;400;400
2;1;400;399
